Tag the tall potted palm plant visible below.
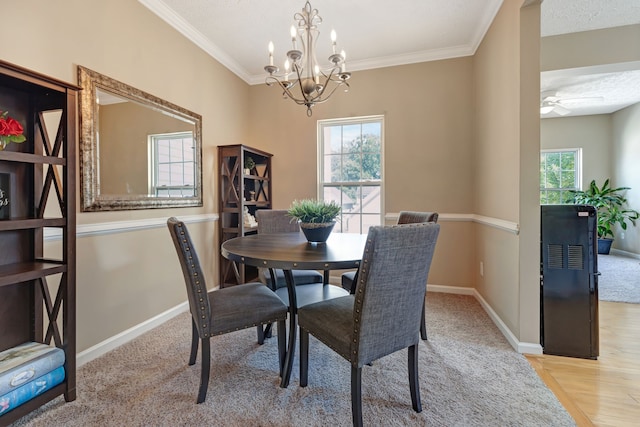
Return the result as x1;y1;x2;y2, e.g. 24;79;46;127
570;179;640;254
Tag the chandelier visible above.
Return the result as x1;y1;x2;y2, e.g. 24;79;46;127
264;1;351;116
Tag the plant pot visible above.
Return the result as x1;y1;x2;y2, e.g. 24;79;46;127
597;238;613;255
300;222;335;243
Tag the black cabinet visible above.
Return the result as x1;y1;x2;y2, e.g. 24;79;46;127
541;204;599;359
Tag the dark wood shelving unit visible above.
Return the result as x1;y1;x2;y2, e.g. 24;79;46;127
0;59;78;424
218;144;272;287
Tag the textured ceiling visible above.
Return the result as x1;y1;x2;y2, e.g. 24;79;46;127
541;0;640;36
540;0;640;117
139;0;640;117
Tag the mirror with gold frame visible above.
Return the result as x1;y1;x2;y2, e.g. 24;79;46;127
78;65;202;211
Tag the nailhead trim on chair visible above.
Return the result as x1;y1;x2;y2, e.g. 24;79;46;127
349;236;376;364
178;223;210;338
173;219;288;341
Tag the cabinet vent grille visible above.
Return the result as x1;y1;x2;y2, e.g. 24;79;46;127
547;244;563;269
568;245;584;270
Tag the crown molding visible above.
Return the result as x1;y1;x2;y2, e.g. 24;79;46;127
246;44;476;85
138;0;253;84
141;0;503;87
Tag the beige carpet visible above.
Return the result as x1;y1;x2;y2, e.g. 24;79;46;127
12;293;575;426
598;252;640;303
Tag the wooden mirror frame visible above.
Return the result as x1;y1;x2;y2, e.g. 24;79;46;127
78;65;203;211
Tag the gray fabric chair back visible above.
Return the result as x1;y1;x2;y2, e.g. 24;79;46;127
352;223;440;365
255;209;323;290
397;211;439;224
256;209;300;233
167;217;212;338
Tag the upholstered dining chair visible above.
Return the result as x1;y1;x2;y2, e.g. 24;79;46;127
341;211;439;340
256;209;342;342
167;217;288;404
256;209;325;289
298;223;440;427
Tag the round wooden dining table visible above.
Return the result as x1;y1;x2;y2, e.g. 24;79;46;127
221;231;367;387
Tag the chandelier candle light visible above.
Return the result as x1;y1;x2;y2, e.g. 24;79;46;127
264;1;351;116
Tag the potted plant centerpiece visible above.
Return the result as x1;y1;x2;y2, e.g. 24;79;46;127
287;199;341;243
570;179;640;254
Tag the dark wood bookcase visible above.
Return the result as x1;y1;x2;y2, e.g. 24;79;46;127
218;144;272;287
0;60;78;424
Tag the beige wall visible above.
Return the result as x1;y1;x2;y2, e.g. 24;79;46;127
541;18;640;256
541;24;640;72
518;1;544;345
540;111;640;255
248;58;476;288
3;0;544;352
612;103;640;253
100;101;195;195
473;0;541;343
2;0;249;352
249;1;542;344
541;115;612;188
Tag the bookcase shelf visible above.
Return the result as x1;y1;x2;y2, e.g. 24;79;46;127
218;144;272;287
0;59;78;424
0;261;67;288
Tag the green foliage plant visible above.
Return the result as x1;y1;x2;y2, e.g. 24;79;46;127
287;199;341;224
244;156;256;170
570;179;640;239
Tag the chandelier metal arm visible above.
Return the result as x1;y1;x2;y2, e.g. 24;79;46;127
263;1;351;116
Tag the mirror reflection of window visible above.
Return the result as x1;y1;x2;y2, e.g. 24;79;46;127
149;132;195;197
96;89;196;196
78;65;202;210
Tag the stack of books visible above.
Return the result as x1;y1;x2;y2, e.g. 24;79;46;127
0;342;65;416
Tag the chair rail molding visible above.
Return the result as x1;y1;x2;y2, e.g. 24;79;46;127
44;213;218;241
385;213;519;235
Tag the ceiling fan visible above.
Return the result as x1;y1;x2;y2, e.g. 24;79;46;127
540;90;603;116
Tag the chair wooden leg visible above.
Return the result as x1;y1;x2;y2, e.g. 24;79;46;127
277;320;286;378
351;366;363;427
197;337;211;404
256;268;278;344
189;318;198;366
264;323;273;338
350;270;359;295
256;325;265;345
408;344;422;413
420;299;428;340
300;329;309;387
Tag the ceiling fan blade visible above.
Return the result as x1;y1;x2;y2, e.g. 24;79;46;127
553;104;571;115
540;104;555;114
557;96;604;103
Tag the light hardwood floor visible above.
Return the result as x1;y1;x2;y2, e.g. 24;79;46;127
526;301;640;427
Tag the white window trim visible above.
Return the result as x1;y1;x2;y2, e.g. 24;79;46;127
148;131;196;197
317;115;385;230
540;148;582;203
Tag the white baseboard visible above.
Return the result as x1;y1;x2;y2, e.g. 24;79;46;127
76;284;540;366
471;289;542;354
76;302;189;367
427;284;541;354
426;284;475;295
610;248;640;259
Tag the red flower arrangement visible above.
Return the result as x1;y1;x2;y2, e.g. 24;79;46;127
0;110;26;150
